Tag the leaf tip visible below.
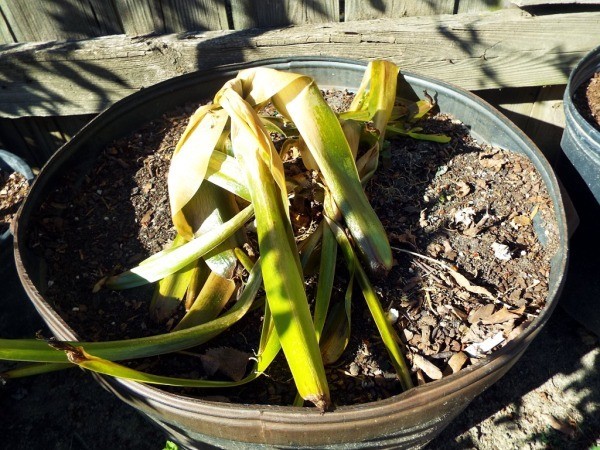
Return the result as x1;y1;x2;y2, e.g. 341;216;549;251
305;393;332;413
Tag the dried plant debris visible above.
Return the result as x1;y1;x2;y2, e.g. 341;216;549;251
1;170;29;235
574;71;600;130
29;95;558;406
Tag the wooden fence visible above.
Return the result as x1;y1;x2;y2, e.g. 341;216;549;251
1;0;599;166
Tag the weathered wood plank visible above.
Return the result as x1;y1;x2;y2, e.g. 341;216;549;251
0;119;33;163
231;0;338;28
345;0;454;20
115;0;164;36
479;85;566;164
0;4;16;44
512;0;600;6
456;0;507;13
0;0;121;42
523;85;566;165
55;115;96;141
0;9;597;117
161;0;230;32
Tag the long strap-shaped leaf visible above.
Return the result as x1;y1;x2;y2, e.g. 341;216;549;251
277;74;391;275
0;261;262;364
215;83;330;411
106;204;254;289
326;217;414;392
342;60;399;147
169;105;229;239
228;67;392;275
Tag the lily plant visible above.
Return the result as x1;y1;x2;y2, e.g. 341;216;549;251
0;60;450;411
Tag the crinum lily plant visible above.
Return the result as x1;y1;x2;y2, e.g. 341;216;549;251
1;60;450;411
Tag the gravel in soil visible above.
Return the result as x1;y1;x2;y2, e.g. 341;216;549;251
26;92;559;408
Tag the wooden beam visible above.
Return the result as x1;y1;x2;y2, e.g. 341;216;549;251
344;0;454;21
231;0;338;29
512;0;600;6
0;9;598;118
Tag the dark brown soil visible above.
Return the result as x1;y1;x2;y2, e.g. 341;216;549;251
574;71;600;131
1;170;29;236
26;92;559;408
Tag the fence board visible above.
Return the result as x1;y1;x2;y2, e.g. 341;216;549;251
478;85;566;164
115;0;164;36
345;0;454;21
0;5;15;44
231;0;338;28
455;0;507;13
0;119;34;163
0;0;121;42
513;0;600;5
1;9;597;118
161;0;229;32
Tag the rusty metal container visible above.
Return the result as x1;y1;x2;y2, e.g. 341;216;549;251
14;58;568;449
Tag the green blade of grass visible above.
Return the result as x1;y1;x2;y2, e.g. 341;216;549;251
182;181;242;279
205;150;251;201
1;362;74;379
46;342;257;388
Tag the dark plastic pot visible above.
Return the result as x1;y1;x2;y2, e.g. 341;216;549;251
561;44;600;204
0;149;34;246
14;58;568;449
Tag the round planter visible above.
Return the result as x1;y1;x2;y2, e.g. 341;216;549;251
14;58;568;449
561;44;600;205
0;149;34;246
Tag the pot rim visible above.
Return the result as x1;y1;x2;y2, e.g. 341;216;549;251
13;56;568;424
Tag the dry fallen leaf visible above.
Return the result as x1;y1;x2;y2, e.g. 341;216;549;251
510;215;532;228
462;225;483;237
482;306;523;325
140;210;153;227
547;415;577;437
446;351;469;374
468;304;496;324
464;332;505;357
447;269;495;301
200;347;252;382
442;240;458;260
455;181;471;198
413;354;443;380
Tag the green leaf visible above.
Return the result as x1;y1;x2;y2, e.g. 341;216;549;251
163;441;179;450
105;204;254;290
313;223;337;342
386;125;451;143
173;271;236;331
326;217;413;391
216;80;330;410
0;261;262;364
150;234;199;322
